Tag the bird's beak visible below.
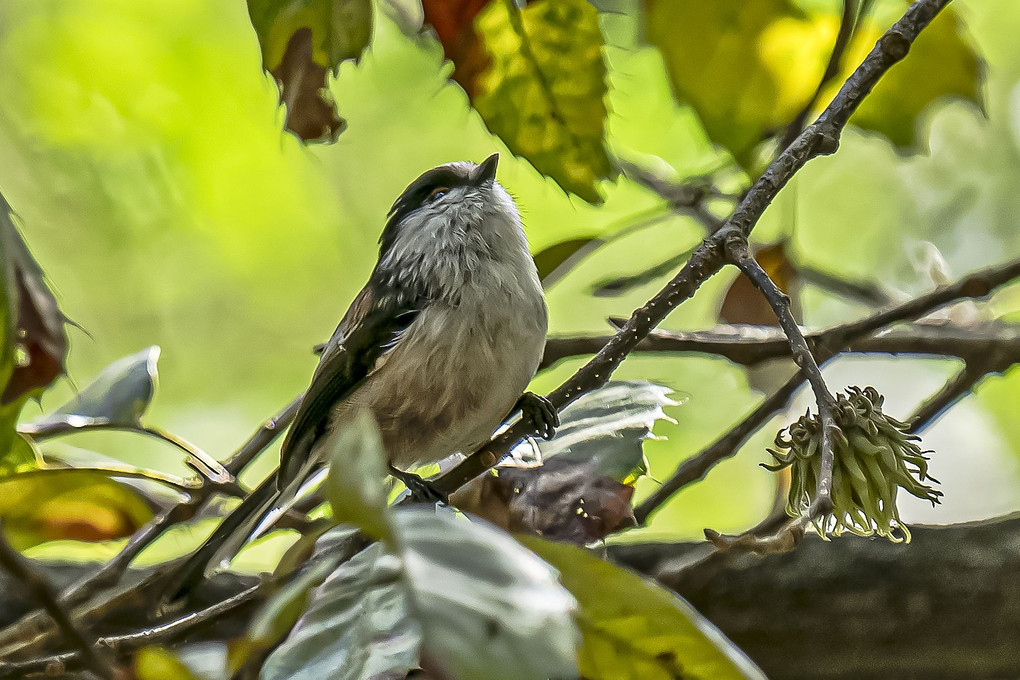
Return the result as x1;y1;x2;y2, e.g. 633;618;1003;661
472;153;499;185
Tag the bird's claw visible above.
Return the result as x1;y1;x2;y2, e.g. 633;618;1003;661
517;392;559;440
389;465;447;504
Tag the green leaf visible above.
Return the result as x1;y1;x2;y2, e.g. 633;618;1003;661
323;410;393;542
469;0;613;202
534;237;601;284
261;542;420;680
247;0;373;69
21;346;160;439
248;551;350;655
522;537;767;680
0;468;155;550
646;0;830;168
830;2;983;147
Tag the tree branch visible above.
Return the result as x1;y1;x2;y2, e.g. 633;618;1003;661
0;528;111;679
728;239;838;514
433;0;956;498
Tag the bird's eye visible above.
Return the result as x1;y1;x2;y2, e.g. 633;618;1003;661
427;186;450;202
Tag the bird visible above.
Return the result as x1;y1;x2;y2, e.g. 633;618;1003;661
278;151;557;496
164;154;557;595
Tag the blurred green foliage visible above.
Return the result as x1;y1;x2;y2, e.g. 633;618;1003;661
0;0;1019;561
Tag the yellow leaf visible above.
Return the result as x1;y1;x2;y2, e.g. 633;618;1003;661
647;0;833;168
0;468;154;550
472;0;613;203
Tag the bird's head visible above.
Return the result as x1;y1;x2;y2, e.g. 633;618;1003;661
375;154;533;300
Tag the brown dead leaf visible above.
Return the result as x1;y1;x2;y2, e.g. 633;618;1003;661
452;457;637;544
272;27;345;142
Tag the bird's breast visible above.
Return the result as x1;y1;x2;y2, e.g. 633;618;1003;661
343;263;547;468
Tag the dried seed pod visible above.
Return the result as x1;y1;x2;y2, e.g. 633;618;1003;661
762;386;942;542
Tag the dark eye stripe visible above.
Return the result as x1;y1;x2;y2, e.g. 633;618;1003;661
379;166;475;257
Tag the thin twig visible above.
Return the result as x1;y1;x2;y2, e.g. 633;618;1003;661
431;0;956;498
0;585;263;679
908;360;991;433
142;425;232;485
0;526;112;679
728;239;839;514
0;397;302;658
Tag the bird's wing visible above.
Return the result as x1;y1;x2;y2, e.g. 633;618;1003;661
279;282;420;485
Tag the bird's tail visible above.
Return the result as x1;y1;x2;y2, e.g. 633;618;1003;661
161;443;326;603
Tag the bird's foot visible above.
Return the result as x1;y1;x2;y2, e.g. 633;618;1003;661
516;392;559;440
389;465;448;504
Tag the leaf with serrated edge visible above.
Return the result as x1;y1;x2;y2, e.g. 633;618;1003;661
647;0;830;168
470;0;613;202
536;380;679;483
521;536;767;680
22;346;159;439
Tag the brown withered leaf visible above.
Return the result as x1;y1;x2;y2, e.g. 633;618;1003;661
719;240;800;327
451;457;637;544
272;28;345;143
0;197;67;405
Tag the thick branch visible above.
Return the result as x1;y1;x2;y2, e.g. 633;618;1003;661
542;321;1020;370
611;515;1020;679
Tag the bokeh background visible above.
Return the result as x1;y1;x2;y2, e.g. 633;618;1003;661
1;0;1019;554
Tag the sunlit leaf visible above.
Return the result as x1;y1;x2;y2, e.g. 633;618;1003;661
134;647;202;680
323;410;393;542
825;1;983;147
0;468;155;550
434;0;613;202
647;0;831;168
21;346;160;439
0;433;39;477
247;0;373;141
522;537;767;680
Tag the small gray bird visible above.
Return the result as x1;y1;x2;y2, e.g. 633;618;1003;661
279;152;557;494
169;155;558;591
